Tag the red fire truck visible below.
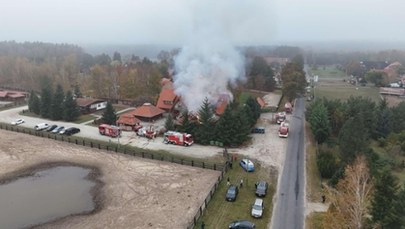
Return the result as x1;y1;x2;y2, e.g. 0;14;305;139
163;131;194;146
99;124;121;138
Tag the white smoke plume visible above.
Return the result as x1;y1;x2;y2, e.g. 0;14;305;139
173;0;250;112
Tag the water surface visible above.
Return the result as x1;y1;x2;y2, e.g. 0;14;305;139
0;166;96;229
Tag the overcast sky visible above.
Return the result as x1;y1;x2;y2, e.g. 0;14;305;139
1;0;405;46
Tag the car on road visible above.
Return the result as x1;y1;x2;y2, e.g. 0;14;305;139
228;220;255;229
46;125;58;132
34;123;49;131
240;159;254;172
64;127;80;136
251;198;264;218
251;127;265;134
225;185;239;202
11;118;25;125
255;181;268;197
52;126;64;134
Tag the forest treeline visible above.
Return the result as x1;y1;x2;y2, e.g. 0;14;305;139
307;97;405;228
0;41;290;102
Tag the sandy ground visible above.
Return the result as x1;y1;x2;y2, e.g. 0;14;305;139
0;130;220;229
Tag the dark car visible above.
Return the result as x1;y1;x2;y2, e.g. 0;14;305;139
46;125;58;132
64;127;80;136
251;127;265;134
255;181;268;197
228;220;255;229
226;185;239;202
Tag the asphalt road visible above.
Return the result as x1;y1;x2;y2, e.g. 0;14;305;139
270;98;305;229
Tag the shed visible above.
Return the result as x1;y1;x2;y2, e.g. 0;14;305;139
132;103;165;122
116;113;142;131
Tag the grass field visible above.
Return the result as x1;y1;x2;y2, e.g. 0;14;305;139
305;122;323;202
195;161;275;229
305;212;325;229
314;86;381;103
311;65;346;78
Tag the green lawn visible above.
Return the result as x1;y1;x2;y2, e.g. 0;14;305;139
314;86;381;103
195;160;275;229
73;114;96;124
311;65;346;78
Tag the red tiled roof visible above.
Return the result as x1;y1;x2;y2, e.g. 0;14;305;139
215;94;231;115
156;89;177;110
215;100;228;115
7;93;25;98
256;97;265;109
76;98;106;107
117;113;141;126
132;103;165;118
0;91;7;97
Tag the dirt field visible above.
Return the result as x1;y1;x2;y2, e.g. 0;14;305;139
383;95;405;107
0;130;220;229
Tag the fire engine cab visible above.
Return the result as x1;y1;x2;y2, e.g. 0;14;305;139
163;131;194;146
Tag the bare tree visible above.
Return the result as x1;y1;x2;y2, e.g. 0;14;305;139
324;155;374;229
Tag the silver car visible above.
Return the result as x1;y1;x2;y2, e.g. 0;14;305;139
251;198;264;218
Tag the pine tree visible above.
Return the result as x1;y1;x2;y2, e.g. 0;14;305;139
245;96;260;126
28;90;41;114
196;98;214;145
164;113;175;131
309;102;331;144
371;170;400;228
40;86;53;118
338;116;368;162
233;106;251;144
215;106;235;146
392;184;405;229
50;84;65;120
63;90;80;121
178;110;194;134
31;93;41;115
101;101;117;125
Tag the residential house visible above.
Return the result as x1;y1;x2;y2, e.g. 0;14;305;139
156;78;179;112
76;98;107;114
0;90;28;102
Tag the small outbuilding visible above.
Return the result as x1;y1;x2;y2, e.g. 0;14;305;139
131;103;165;122
116;113;142;131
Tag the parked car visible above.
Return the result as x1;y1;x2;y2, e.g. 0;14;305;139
34;123;49;131
228;220;255;229
11;118;25;125
226;185;239;202
255;181;268;197
251;127;265;134
240;159;254;172
64;127;80;136
59;127;68;134
46;125;58;132
251;198;264;218
52;126;64;134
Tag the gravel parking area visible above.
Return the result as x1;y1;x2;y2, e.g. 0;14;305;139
0;130;220;229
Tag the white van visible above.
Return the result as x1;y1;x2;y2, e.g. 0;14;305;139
34;123;49;131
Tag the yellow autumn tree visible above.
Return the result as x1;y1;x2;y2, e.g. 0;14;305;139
324;155;374;229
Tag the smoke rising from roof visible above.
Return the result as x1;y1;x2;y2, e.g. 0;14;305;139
173;0;247;112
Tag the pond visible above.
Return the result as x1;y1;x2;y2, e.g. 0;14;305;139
0;165;98;229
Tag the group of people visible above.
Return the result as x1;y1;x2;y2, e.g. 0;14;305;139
227;177;243;188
